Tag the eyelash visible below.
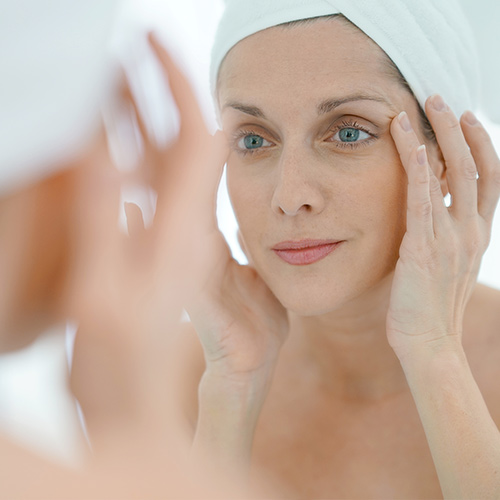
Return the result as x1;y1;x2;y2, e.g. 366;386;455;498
231;120;378;157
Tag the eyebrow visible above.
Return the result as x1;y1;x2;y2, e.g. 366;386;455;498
317;94;393;115
223;102;266;118
222;93;393;119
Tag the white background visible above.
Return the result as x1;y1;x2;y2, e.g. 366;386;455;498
0;0;499;463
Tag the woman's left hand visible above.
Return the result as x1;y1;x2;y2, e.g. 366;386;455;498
387;95;500;361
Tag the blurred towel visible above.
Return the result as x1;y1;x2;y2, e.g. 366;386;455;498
211;0;489;123
0;0;121;196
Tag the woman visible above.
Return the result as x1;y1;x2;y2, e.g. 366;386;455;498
174;1;500;498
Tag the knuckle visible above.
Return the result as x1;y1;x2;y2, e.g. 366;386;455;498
429;174;443;195
446;155;478;181
475;125;493;144
412;167;430;186
446;117;462;134
410;199;433;219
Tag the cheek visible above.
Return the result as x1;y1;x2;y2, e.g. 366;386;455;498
226;161;271;234
354;156;408;265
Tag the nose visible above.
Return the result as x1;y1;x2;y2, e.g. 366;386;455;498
271;149;326;216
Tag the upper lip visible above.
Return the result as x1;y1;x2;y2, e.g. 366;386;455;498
272;239;343;251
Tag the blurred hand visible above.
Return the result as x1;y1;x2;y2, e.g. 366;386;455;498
69;33;227;442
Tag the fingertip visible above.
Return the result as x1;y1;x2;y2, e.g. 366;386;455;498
461;110;480;127
428;94;448;113
398;111;413;133
417;144;428;166
147;30;159;47
148;30;170;62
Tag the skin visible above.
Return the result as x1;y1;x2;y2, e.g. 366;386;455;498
222;22;423;318
0;168;74;351
175;17;500;499
0;36;244;499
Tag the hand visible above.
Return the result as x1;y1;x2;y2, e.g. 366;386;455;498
387;95;500;360
69;33;226;436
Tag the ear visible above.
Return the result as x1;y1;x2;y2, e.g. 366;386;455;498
428;140;449;197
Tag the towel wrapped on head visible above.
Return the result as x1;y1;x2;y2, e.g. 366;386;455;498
211;0;492;124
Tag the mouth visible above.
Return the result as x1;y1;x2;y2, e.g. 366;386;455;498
272;239;344;266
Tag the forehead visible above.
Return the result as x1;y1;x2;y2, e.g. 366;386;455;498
218;18;402;112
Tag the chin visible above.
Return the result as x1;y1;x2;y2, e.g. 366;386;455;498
279;295;350;317
270;269;396;317
271;281;353;316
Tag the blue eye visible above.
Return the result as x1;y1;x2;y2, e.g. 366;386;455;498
238;134;272;151
335;127;370;143
339;128;360;142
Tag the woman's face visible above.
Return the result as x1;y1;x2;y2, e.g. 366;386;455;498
219;18;427;315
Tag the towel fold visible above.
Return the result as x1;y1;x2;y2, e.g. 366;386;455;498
211;0;485;124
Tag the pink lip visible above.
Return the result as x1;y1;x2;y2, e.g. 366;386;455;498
272;239;344;266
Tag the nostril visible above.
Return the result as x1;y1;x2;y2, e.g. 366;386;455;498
279;203;313;216
281;206;298;216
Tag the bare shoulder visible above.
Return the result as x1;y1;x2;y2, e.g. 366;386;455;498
464;283;500;417
169;321;205;432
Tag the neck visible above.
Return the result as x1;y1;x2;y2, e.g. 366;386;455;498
286;272;408;402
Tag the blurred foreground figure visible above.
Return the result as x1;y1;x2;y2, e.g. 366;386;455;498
0;0;255;497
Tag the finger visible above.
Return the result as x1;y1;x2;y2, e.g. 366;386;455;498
390;111;422;169
461;111;500;222
152;132;228;304
391;113;435;241
408;145;435;242
425;95;478;219
118;70;151;150
147;32;208;145
152;132;225;235
428;161;449;234
156;131;228;248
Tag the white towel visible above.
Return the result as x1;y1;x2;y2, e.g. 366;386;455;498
0;0;120;196
211;0;483;122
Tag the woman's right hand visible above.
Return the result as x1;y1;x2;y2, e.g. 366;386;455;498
188;237;289;386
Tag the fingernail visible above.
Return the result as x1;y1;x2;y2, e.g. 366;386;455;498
431;94;447;112
463;110;479;126
417;145;427;165
398;112;413;132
